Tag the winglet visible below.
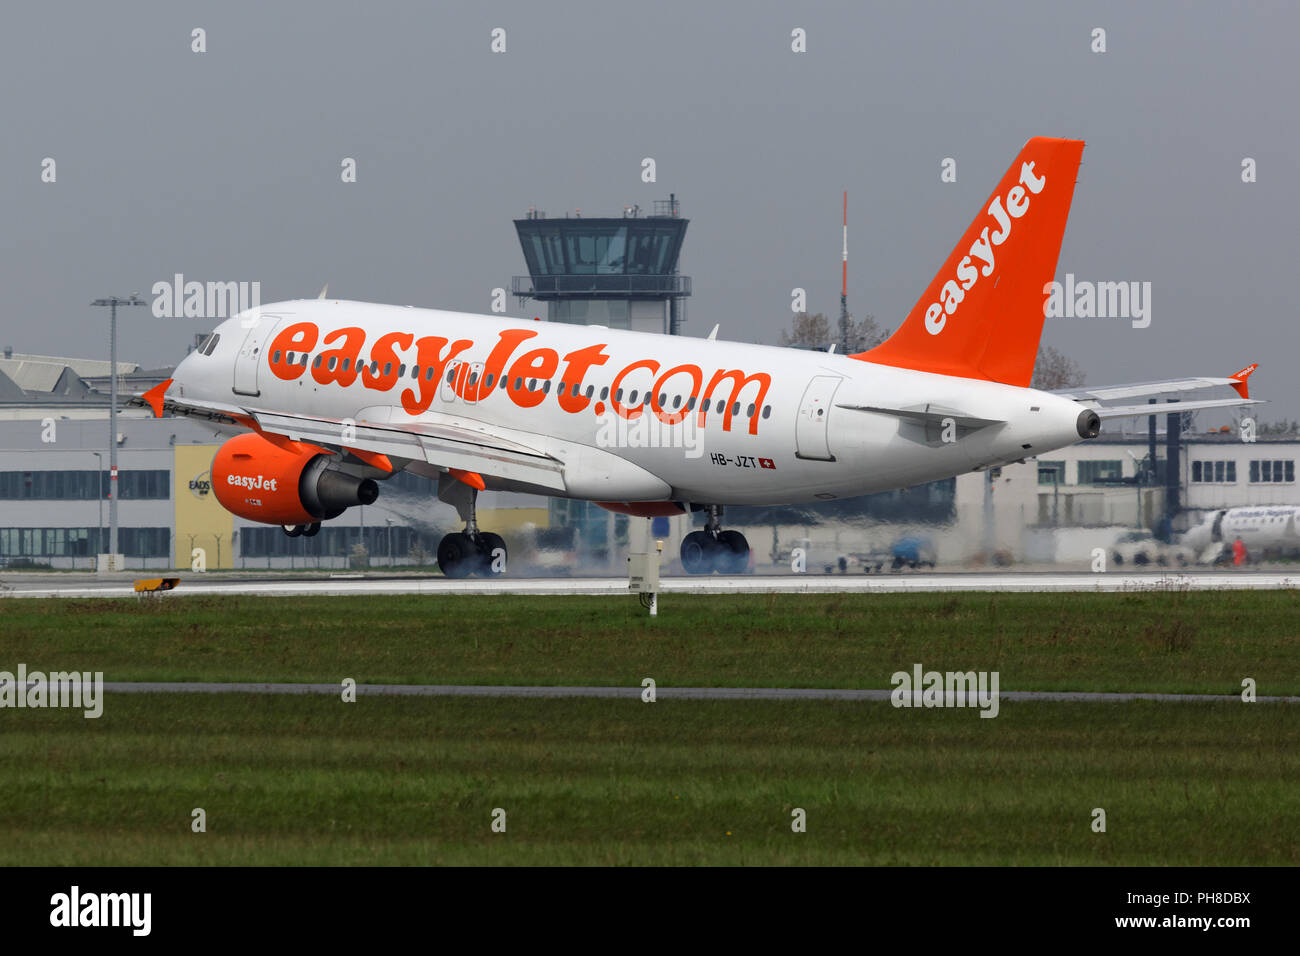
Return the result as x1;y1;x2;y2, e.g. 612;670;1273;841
142;378;173;418
317;284;329;300
449;467;486;491
1230;363;1258;399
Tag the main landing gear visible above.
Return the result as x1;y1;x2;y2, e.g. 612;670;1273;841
436;482;507;579
680;505;750;575
282;522;321;537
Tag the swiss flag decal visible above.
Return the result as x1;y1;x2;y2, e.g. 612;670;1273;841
759;458;776;470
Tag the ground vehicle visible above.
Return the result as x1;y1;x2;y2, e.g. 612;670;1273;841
1111;529;1191;567
891;535;937;570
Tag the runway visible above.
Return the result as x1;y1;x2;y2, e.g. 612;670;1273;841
1;569;1296;599
92;681;1300;703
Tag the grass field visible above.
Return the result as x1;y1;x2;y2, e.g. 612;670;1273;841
3;590;1296;864
2;693;1297;865
2;590;1298;694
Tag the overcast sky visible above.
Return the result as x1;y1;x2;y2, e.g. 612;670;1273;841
3;0;1295;422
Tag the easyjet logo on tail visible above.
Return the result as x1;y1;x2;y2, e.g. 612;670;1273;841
924;161;1047;335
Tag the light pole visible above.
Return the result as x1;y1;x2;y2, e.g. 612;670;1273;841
90;295;148;565
91;451;105;558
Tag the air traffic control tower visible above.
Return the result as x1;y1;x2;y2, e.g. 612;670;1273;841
512;197;691;566
512;196;691;334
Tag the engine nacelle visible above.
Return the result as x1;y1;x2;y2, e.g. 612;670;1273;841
212;432;379;526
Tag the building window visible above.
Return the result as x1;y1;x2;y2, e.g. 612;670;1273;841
0;527;168;558
1078;460;1123;484
0;470;169;500
1037;461;1065;485
1250;459;1296;483
1192;460;1237;483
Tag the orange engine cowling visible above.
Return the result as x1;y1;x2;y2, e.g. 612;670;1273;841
212;432;379;526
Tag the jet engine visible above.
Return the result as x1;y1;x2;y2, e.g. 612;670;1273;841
211;432;378;526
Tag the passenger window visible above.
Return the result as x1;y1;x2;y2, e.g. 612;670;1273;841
384;362;392;376
425;366;435;381
600;386;609;401
272;350;282;364
629;390;638;404
762;405;771;419
313;355;323;369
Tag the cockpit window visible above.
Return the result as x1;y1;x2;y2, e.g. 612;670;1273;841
198;333;220;356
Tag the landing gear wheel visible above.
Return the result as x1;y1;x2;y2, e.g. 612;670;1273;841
437;532;478;579
282;524;304;538
715;530;750;574
681;530;719;575
478;532;508;576
302;522;321;537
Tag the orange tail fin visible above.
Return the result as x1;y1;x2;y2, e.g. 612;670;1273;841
855;137;1085;386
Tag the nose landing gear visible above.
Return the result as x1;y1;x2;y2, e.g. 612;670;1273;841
680;505;750;574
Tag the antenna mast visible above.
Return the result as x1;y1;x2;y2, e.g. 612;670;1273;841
839;191;850;354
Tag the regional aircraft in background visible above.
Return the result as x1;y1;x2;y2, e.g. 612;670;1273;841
134;137;1261;577
1181;505;1300;564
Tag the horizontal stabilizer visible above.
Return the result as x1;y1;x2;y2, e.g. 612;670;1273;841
1094;397;1262;420
837;402;1004;430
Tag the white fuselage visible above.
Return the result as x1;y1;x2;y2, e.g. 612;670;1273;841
173;299;1091;505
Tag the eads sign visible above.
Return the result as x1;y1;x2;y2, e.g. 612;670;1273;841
188;470;212;499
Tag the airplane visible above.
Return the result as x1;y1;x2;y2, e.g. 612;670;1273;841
133;136;1262;577
1181;505;1300;564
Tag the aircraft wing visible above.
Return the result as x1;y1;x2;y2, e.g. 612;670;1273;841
128;379;567;492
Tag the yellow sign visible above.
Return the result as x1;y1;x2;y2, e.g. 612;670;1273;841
173;445;233;569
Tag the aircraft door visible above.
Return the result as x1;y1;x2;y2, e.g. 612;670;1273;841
795;375;843;461
232;314;284;397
